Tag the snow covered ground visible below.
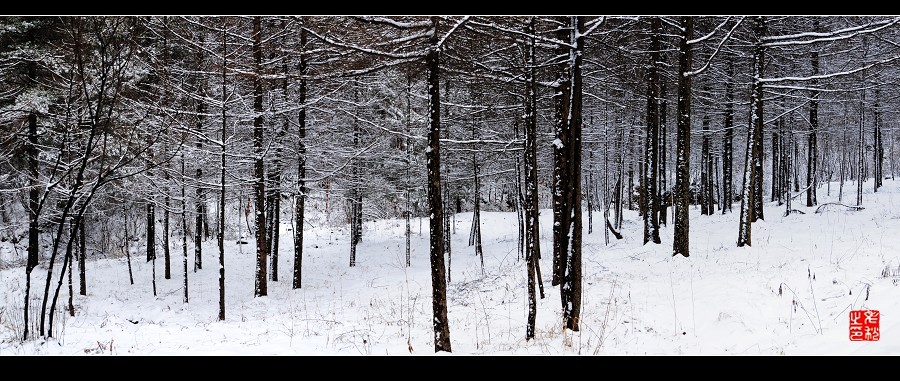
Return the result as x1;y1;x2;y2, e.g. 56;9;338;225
1;179;898;355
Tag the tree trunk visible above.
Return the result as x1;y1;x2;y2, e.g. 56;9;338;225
78;219;86;295
701;113;711;215
147;201;156;297
124;205;133;285
524;16;544;340
426;16;451;353
404;70;412;268
644;16;662;244
772;127;781;204
722;63;734;214
551;16;585;332
163;196;171;280
659;82;668;224
673;16;694;257
293;24;307;288
252;16;268;297
181;152;189;303
218;19;228;321
24;111;39;340
738;17;766;247
752;20;767;222
874;91;882;192
194;72;205;272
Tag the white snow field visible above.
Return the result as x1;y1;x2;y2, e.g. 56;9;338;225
1;179;898;356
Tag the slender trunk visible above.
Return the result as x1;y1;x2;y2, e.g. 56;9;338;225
752;19;767;221
67;222;74;316
194;62;205;272
470;116;483;266
293;24;307;288
673;16;694;257
857;36;868;205
24;81;40;342
163;197;171;279
874;91;882;192
807;51;819;206
524;16;544;340
551;17;572;287
772;127;781;204
644;16;662;244
701;113;711;215
181;152;189;303
785;122;793;216
722;62;734;214
78;220;86;295
404;70;412;268
124;205;133;285
252;16;268;297
426;17;451;353
218;19;228;320
659;82;668;224
553;16;585;332
738;17;766;246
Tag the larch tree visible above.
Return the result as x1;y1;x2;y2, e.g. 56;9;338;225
672;16;694;257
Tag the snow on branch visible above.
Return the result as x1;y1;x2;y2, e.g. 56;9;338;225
762;17;899;47
685;17;743;77
437;16;470;49
760;53;900;83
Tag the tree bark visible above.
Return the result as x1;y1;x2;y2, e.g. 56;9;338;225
673;16;694;257
701;113;711;215
722;61;734;214
293;24;308;288
252;16;268;297
752;18;767;222
644;16;662;244
738;16;766;246
426;16;451;353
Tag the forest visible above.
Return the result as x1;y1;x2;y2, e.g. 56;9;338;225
1;16;898;355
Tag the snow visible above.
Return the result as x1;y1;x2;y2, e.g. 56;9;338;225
1;179;899;355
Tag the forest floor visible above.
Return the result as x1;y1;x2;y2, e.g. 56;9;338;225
1;179;899;355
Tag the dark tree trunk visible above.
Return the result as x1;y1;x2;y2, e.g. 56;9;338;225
147;202;157;297
181;152;189;303
194;100;205;272
194;48;205;272
738;17;766;247
78;219;86;295
772;128;781;204
785;122;793;216
426;16;451;353
752;18;767;222
551;16;585;332
124;205;133;285
218;19;228;321
24;111;39;340
673;16;694;258
163;197;171;280
874;91;883;192
524;16;544;340
644;16;662;244
857;37;867;206
722;62;734;214
701;114;711;215
405;70;412;268
470;116;484;270
253;16;268;297
67;223;75;316
147;203;156;263
659;82;668;225
293;24;307;288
